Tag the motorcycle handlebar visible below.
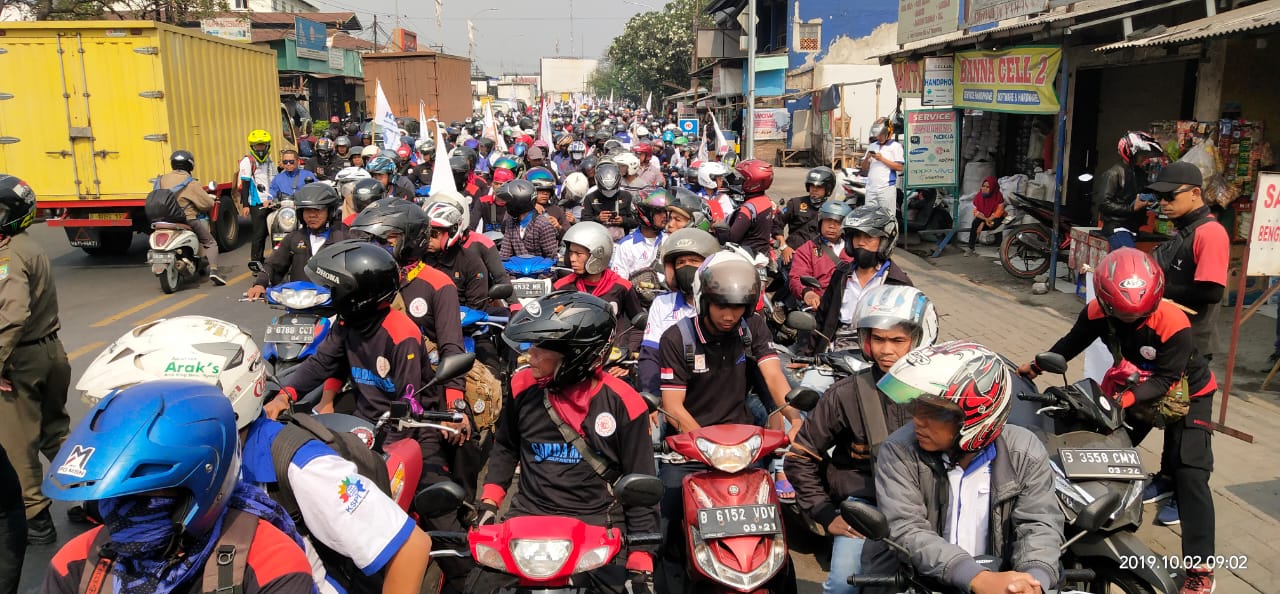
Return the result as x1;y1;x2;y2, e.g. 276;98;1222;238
1060;568;1096;582
414;410;465;423
625;532;663;547
846;575;899;587
1018;392;1057;405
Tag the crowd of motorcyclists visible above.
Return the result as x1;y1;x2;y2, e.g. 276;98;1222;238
3;102;1221;594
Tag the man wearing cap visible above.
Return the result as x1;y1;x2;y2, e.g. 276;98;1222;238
1142;160;1227;540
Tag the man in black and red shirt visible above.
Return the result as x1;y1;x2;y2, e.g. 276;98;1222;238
1018;248;1217;594
555;221;645;352
718;159;777;257
480;291;659;594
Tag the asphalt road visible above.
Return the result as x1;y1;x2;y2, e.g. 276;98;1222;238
16;167;833;593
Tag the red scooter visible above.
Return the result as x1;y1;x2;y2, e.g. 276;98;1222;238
654;388;819;593
417;474;665;593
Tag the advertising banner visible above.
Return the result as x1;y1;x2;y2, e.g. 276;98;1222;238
200;18;251;42
1248;172;1280;276
904;109;959;189
294;16;328;61
922;56;954;106
965;0;1049;29
897;0;961;45
954;45;1062;114
892;59;923;98
753;109;790;141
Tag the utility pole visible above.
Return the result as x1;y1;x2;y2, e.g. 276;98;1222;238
690;0;700;107
373;15;378;53
744;0;756;159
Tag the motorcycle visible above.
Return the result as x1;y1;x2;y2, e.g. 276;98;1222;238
839;500;1100;593
998;192;1077;281
416;473;665;593
255;274;336;378
503;255;561;310
1018;353;1179;594
649;388;820;593
265;194;297;256
147;181;217;294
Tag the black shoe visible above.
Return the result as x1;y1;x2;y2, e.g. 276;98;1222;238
1269;351;1280;365
27;508;56;545
209;268;228;286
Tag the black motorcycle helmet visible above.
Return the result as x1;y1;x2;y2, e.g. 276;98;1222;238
170;150;195;173
306;240;400;324
497;179;536;217
350;196;427;265
579;155;599;179
0;175;37;237
294;182;342;226
351;178;385;214
804;166;836;197
595;163;621;198
503;290;616;391
450;155;471;188
456;146;480;171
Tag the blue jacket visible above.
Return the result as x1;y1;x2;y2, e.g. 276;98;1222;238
268;168;317;199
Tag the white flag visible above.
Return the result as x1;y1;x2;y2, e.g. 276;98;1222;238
645;92;652;113
696;137;708;162
467;20;476;52
374;80;401;151
608;89;614;106
429;120;458;196
483;101;508;153
418;101;429;144
435;0;443;30
710;111;729;157
538;96;553;141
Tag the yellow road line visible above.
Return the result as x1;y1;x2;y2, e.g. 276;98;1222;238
226;270;254;286
89;294;173;328
66;341;107;362
132;293;208;326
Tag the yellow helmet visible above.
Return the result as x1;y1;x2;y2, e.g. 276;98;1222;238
246;129;272;163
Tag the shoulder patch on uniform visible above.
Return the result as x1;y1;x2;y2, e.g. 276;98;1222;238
594;412;616;437
0;263;8;280
408;297;429;318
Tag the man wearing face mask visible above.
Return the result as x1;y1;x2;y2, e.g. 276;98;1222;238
815;205;913;352
636;228;720;396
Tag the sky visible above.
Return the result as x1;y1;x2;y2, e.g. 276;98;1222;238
304;0;658;75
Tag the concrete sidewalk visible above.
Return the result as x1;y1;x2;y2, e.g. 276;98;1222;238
891;250;1277;593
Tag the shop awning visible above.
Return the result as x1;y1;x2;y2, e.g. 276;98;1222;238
871;0;1143;62
1095;0;1280;52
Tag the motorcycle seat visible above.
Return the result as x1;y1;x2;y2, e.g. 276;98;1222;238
152;221;192;231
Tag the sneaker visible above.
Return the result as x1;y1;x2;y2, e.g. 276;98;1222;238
27;508;56;545
1269;351;1280;365
1156;497;1180;526
1143;475;1175;504
1181;566;1215;594
209;268;227;286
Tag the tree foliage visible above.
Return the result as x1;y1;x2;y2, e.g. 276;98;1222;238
0;0;228;23
589;0;712;103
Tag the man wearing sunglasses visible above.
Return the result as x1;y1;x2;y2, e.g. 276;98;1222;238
268;150;318;203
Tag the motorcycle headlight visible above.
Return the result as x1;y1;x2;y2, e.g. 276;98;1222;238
474;544;507;573
268;286;332;309
572;545;613;574
509;539;572;579
695;434;762;473
277;208;297;233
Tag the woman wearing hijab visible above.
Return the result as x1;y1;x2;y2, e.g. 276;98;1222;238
967;176;1005;255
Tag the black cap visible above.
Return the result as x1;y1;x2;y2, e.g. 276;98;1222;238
1146;161;1202;193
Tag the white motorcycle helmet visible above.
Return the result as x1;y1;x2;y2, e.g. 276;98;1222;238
613;152;641;176
698;161;729;190
76;316;267;430
334;166;372;200
561;172;590;202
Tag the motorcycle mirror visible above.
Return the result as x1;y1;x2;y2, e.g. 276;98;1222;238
839;500;889;541
247;261;264;274
1034;352;1068;375
1077;173;1094;182
785;387;821;412
799;275;822;290
785;310;819;332
414;481;467;518
389;400;410;419
639;391;661;413
631;311;649;329
429;353;476;388
207;181;217;192
1074;491;1122;532
488;283;514;300
613;474;664;508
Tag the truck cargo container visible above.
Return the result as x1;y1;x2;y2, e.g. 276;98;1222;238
0;20;287;255
363;51;472;125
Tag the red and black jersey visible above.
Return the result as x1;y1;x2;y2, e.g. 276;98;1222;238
42;520;313;594
720;194;776;256
284;308;440;421
481;369;659;559
461;235;510;286
424;244;491;309
553;269;643;347
1049;300;1216;404
402;262;467;405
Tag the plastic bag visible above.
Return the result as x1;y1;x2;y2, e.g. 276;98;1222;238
1179;140;1239;207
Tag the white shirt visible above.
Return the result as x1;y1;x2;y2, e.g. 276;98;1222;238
944;452;993;557
309;233;327;255
611;228;664;279
865;140;904;193
642;291;696;350
838;261;891;324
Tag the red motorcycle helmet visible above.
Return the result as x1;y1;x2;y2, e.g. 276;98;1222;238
395;144;412;161
1094;247;1165;321
735;159;773;194
633;142;653;157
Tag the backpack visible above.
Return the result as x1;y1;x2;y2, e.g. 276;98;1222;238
268;414;391;594
78;508;257;594
297;137;316;158
144;176;193;225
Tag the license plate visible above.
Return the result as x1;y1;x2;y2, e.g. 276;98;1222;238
696;504;781;539
146;251;175;264
89;212;127;220
263;318;318;343
512;278;551;299
1058;448;1145;480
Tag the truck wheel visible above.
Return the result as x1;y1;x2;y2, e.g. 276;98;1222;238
81;230;133;257
214;195;242;251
